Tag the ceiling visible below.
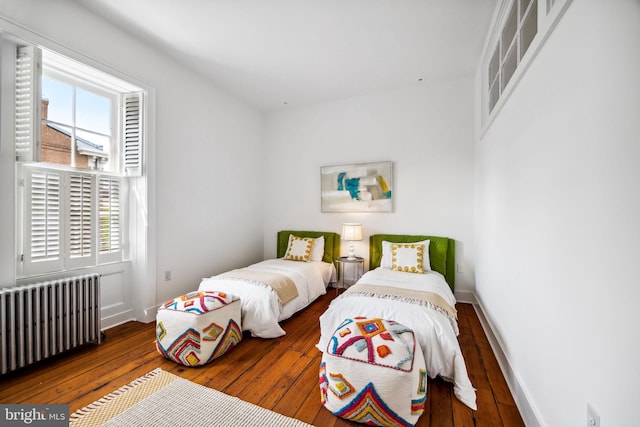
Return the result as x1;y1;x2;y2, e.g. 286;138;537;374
75;0;498;111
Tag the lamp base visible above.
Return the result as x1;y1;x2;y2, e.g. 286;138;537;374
347;242;356;260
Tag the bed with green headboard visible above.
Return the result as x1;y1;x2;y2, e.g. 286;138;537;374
318;233;477;410
369;234;455;290
199;230;340;339
277;230;341;267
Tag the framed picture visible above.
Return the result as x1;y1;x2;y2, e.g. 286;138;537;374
321;161;393;213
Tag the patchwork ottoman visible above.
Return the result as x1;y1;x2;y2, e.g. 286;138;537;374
319;317;427;427
156;291;243;366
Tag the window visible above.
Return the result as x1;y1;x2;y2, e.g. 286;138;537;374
21;165;124;274
15;45;143;277
41;75;115;171
487;0;538;113
483;0;573;125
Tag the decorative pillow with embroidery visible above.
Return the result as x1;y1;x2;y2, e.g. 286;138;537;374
284;235;314;262
381;240;431;272
391;243;426;274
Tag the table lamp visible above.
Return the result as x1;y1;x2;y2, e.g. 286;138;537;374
341;223;363;260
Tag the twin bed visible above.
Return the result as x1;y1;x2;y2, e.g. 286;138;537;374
317;234;476;410
197;230;475;410
198;230;340;338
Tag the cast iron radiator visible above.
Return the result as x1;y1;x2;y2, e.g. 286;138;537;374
0;274;101;375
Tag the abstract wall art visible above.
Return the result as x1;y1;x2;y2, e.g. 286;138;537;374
321;161;393;213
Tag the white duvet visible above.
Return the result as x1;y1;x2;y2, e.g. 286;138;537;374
199;259;334;339
316;267;477;410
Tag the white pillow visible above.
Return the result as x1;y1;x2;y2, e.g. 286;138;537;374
284;235;314;262
391;243;426;274
381;240;431;271
310;235;325;262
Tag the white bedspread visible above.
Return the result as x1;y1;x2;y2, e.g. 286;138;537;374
199;259;334;338
316;268;477;410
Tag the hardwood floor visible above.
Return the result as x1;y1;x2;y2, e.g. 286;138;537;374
0;291;524;426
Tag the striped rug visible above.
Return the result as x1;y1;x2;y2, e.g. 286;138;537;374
70;368;314;427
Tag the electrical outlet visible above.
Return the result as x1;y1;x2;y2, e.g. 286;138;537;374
587;403;600;427
456;263;463;273
164;270;171;281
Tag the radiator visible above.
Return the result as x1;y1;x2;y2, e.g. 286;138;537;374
0;274;101;375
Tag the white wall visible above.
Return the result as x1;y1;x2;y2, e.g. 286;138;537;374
152;69;264;304
475;1;640;425
263;78;477;296
0;0;264;322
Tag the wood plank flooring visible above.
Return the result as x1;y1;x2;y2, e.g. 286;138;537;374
0;291;524;426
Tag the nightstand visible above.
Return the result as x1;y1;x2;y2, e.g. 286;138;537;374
336;256;364;290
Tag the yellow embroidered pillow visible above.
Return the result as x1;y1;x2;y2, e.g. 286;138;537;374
284;235;314;262
391;243;425;274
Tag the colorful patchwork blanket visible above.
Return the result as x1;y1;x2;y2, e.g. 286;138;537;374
213;268;299;305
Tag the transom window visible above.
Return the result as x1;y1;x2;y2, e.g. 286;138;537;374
483;0;574;126
488;0;538;112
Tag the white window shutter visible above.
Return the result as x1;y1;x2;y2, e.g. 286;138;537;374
24;167;63;275
15;45;42;162
99;176;121;256
122;92;143;177
67;172;96;267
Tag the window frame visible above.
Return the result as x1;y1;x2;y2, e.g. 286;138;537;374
2;18;155;325
13;44;142;279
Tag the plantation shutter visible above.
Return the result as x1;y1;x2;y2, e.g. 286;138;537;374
15;45;42;162
67;172;95;267
99;176;121;257
122;92;143;177
24;167;63;274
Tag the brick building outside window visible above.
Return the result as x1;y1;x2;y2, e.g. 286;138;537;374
41;98;108;170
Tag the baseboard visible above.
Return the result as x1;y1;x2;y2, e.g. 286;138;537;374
455;289;477;304
472;295;544;427
144;304;161;323
101;305;156;330
101;310;134;330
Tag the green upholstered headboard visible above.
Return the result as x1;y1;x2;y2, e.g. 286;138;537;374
369;234;456;290
277;230;341;265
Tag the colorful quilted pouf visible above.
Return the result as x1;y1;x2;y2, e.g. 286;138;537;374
156;291;243;366
319;317;427;427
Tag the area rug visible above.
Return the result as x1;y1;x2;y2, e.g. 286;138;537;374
70;368;314;426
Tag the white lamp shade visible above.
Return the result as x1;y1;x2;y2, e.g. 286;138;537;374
341;223;363;241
